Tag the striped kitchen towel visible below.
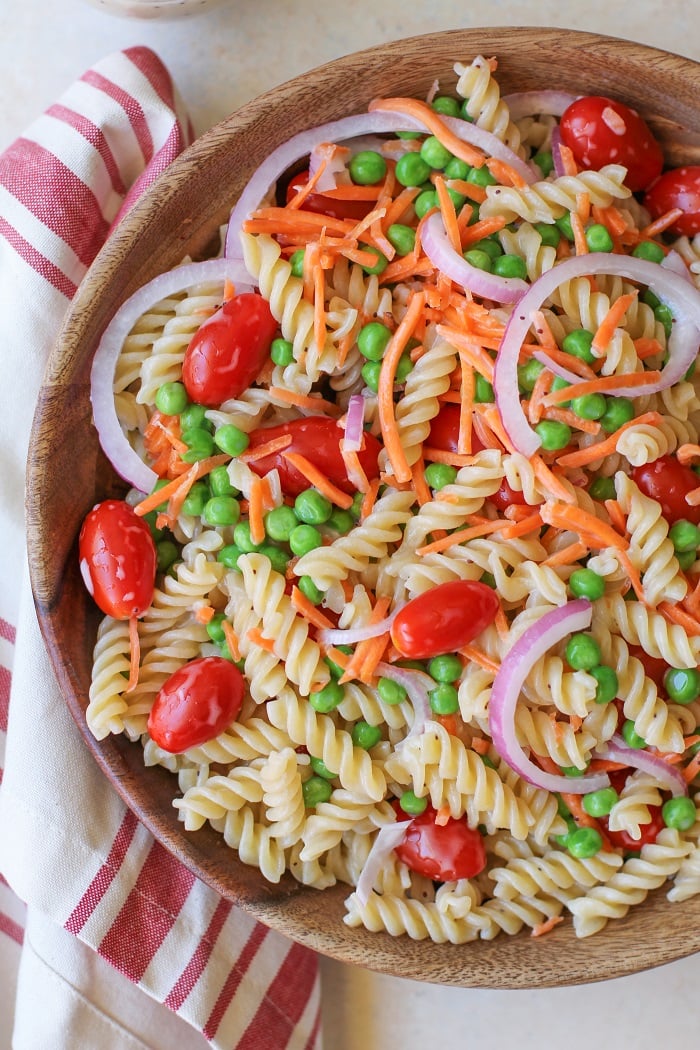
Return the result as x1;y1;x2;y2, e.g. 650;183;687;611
0;46;322;1050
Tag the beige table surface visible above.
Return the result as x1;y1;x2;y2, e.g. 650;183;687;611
3;1;700;1047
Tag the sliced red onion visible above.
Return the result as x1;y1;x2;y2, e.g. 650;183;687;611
90;259;254;494
662;249;693;283
550;126;566;178
317;609;398;647
421;212;528;304
375;660;433;737
355;819;412;905
489;599;611;794
503;90;578;121
492;252;700;457
531;349;585;385
308;142;351;192
342;394;366;452
603;734;687;797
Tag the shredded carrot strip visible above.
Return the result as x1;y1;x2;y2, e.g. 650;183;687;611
542;541;589;567
528;366;554;424
382;185;421;228
531;455;576;504
640;208;684;239
437;714;458;736
570;211;589;256
557;145;578;176
494;604;509;639
290;586;335;630
434;175;462;254
435;324;495;380
125;615;140;693
240;434;293;464
683;751;700;784
460;644;500;674
324;645;350;671
486;156;527;187
369;96;486;167
604;498;628;536
556;411;663;468
470;736;490;755
222;620;242;662
531;916;564;938
658;601;700;637
223;278;236;302
434;805;452;826
542;370;661;408
281;451;354;509
339;596;391;684
500;512;543;539
447;177;487;204
522;341;597;380
543;406;600;435
592;204;630;238
576;191;591;224
411;456;432;506
540;501;629;551
341;447;371;494
458;355;474;455
247;626;276;653
592;291;639;354
287;157;328;209
248;476;267;545
134;454;230;518
377;291;426;484
634;337;665;361
417;519;505;557
194;604;215;624
461;216;506;247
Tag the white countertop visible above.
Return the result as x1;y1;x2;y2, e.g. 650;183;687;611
4;0;700;1046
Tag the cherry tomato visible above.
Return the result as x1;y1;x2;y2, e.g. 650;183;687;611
603;804;665;851
644;166;700;236
79;499;156;619
147;656;245;753
631;455;700;525
489;477;532;512
629;645;668;693
285;169;372;221
393;804;487;880
390;580;500;659
246;415;381;496
559;95;664;193
182;292;278;407
428;403;484;454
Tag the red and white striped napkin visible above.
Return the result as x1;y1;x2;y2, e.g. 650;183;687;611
0;47;322;1049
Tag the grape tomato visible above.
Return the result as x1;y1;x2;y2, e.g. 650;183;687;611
147;656;245;753
428;403;485;454
631;455;700;525
393;803;487;881
285;169;372;221
390;580;500;659
79;499;156;619
644;165;700;236
559;95;663;192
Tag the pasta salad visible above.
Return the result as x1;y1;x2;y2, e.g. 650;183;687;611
79;54;700;943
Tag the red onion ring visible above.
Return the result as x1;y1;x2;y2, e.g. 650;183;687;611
342;394;366;452
421;212;528;304
355;819;412;905
489;599;611;794
662;249;693;283
531;349;585;386
90;258;254;494
603;734;687;797
492;252;700;457
550;126;566;178
318;609;398;647
503;90;578;121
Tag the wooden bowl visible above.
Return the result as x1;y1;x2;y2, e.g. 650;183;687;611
27;26;700;987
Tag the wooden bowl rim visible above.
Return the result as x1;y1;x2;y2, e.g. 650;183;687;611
27;26;700;987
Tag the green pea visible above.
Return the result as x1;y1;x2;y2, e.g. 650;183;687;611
446;186;467;211
358;321;392;361
349;149;387;185
298;575;324;605
662;796;697;830
466;164;496;188
414;189;439;219
289;524;323;557
590;664;619;704
470;237;503;261
361;360;382;393
554;815;578;849
556;212;575;241
264;505;298;542
349;492;364;520
325;644;353;680
654;302;673;339
474;374;495;404
294;488;333;525
585;223;614;252
233;521;263;553
533;151;554;177
534;222;561;248
582;787;619;818
569;568;605;601
213;424;249;457
534;419;572;451
142;509;164;540
590;476;616;501
155;381;188;416
550;375;571;408
310;755;336;780
395;352;414;385
206;612;227;644
480;753;497;769
444;156;470;180
396;130;422;140
270;337;295;366
209;465;236;497
181;427;215;462
156;539;179;573
621;719;646;749
664;667;700;705
203;496;240;527
309;679;344;713
468;203;481;225
428;653;463;683
302;775;333;807
386;223;416;257
148;477;171;513
459;98;475;122
181;480;209;517
669;520;700;553
632;240;665;264
562;328;596;364
180;403;211;432
677;549;697;570
480;571;497;589
566;826;603;858
377;676;408;705
420;135;453;170
217;544;244;570
492;254;528;280
399;790;428;816
432;95;461;117
565;632;602;671
359;243;388;276
351;721;382;749
463;248;493;272
259;545;288;574
560;764;587;778
327;508;354;534
571;392;607;420
424;462;458;490
518;358;544;393
290;249;305;277
429;682;459;715
395;152;432;187
599;397;635;433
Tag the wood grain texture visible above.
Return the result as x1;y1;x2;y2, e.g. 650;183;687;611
26;27;700;987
